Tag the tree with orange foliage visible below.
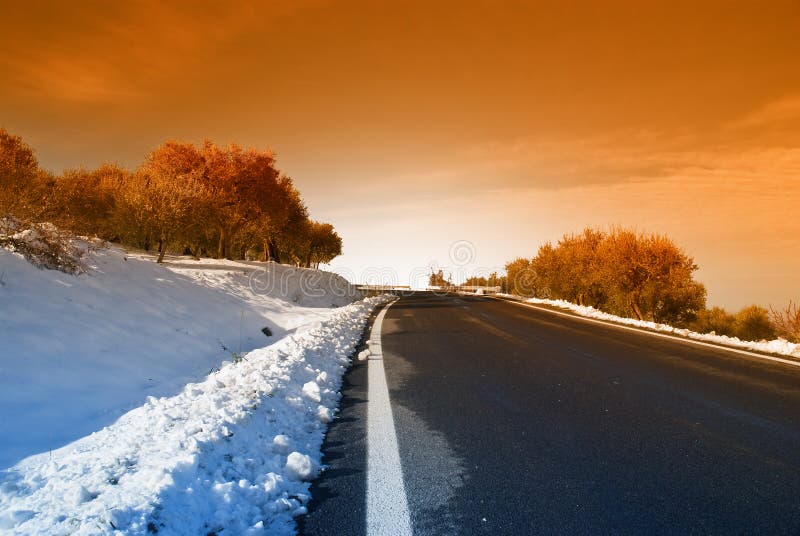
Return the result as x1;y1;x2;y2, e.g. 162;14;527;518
0;128;44;219
52;164;127;238
200;141;283;259
516;227;706;325
505;257;536;297
0;131;343;266
596;228;705;324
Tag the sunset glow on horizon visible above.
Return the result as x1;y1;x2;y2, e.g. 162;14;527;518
2;0;799;309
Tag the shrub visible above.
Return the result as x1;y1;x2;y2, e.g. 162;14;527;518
0;218;86;274
770;301;800;343
690;307;737;336
733;305;777;341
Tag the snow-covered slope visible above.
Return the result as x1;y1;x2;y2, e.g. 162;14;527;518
0;295;387;535
0;245;360;470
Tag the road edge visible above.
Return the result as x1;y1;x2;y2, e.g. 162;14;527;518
366;299;413;535
494;295;800;368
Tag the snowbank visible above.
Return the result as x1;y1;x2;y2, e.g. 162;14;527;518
0;245;360;469
499;294;800;359
0;295;389;534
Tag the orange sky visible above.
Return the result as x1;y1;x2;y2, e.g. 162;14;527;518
2;0;799;309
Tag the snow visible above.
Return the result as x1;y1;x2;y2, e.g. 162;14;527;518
0;243;386;534
0;245;360;470
499;294;800;359
285;453;317;482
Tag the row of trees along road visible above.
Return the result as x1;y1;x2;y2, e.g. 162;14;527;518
506;227;707;326
0;128;342;267
502;227;800;341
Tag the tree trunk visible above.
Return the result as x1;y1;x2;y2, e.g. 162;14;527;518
157;247;166;263
631;299;644;320
217;227;226;259
267;239;280;263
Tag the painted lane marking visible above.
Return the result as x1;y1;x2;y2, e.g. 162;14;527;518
367;300;413;535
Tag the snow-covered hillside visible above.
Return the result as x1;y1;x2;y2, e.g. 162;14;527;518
0;245;360;470
0;244;390;534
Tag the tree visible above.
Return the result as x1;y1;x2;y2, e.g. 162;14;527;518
137;144;209;262
535;229;606;306
429;269;451;287
0;133;343;267
464;272;507;290
52;164;125;238
0;128;41;218
506;257;536;296
201;141;284;259
486;272;506;290
596;228;705;324
303;221;342;268
265;179;311;264
510;227;706;325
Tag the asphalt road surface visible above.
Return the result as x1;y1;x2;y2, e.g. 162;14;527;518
301;293;800;535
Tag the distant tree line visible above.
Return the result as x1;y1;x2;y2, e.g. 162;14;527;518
497;227;798;342
428;269;452;287
0;128;342;267
462;273;505;287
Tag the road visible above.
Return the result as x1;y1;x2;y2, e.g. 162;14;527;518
301;293;800;535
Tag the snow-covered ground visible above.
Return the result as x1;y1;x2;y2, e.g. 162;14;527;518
498;294;800;359
0;243;384;534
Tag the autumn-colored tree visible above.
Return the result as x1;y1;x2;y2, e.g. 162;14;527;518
51;164;126;238
595;228;705;324
510;227;706;325
302;221;342;268
0;128;43;218
533;229;606;306
506;257;537;297
200;142;284;259
0;132;343;267
265;180;310;264
138;143;210;261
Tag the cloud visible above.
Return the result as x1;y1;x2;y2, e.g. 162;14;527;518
0;1;297;104
437;108;800;193
729;95;800;130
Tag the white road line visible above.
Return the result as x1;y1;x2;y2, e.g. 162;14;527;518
497;297;800;368
367;300;413;536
